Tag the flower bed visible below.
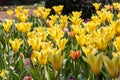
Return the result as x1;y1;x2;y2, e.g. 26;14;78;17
0;2;120;80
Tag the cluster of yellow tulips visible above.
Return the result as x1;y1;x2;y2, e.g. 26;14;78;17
1;2;120;80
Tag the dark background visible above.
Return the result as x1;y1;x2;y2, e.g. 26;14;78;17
0;0;42;6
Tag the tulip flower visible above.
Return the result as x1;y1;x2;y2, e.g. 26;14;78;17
37;6;45;12
48;48;63;71
91;15;100;23
24;58;30;68
52;5;64;15
69;30;75;37
15;22;32;33
70;50;80;61
48;15;58;26
97;11;107;23
36;31;48;41
60;15;68;28
41;8;51;19
15;23;23;32
112;52;120;57
75;34;86;46
103;55;120;78
71;25;86;35
83;21;98;33
9;39;23;52
38;50;48;66
83;53;103;75
33;10;41;18
27;37;41;51
7;9;13;16
56;38;68;50
113;2;119;9
82;45;97;57
69;17;82;25
72;11;82;18
0;69;6;77
47;26;64;40
106;11;114;21
27;31;36;39
113;36;120;52
22;22;32;33
31;51;39;65
31;50;48;66
93;28;109;51
23;75;33;80
2;19;13;32
23;9;29;15
16;13;27;22
93;3;101;10
115;19;120;35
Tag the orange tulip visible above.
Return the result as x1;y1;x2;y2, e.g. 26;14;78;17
69;31;75;37
70;50;80;61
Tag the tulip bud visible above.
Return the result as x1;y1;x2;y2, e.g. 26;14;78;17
70;50;80;61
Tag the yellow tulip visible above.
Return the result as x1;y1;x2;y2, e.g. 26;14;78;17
41;8;51;19
0;69;6;77
52;5;64;15
72;11;82;18
47;25;64;40
15;22;32;33
75;34;86;46
48;48;63;71
56;38;68;50
22;22;32;33
36;31;48;41
106;11;114;21
106;27;115;40
27;31;37;38
27;37;41;51
93;28;109;51
84;21;98;33
33;10;41;18
2;19;13;32
23;9;29;15
83;53;103;75
113;36;120;52
37;6;45;12
34;27;45;32
69;17;82;25
82;45;97;57
38;50;48;66
9;39;23;52
93;3;101;10
60;15;68;28
117;12;120;18
103;55;120;78
7;9;13;16
16;6;23;12
71;25;86;35
91;15;100;23
104;4;113;10
41;41;53;51
113;2;119;9
112;52;120;57
31;50;48;66
115;19;120;35
97;11;107;23
15;23;23;32
31;51;40;65
48;15;58;26
16;13;27;22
